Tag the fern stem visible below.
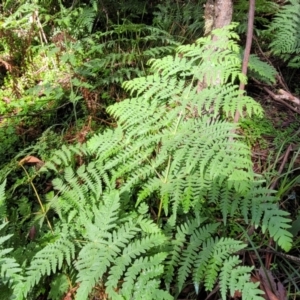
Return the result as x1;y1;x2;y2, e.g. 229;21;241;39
174;111;183;133
157;155;172;223
19;164;53;234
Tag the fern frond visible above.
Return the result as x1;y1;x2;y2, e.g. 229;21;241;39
121;253;171;300
178;223;221;292
268;0;300;66
248;54;277;84
0;223;23;292
16;235;74;298
28;23;294;299
164;217;211;288
0;180;7;219
75;6;97;34
204;238;246;291
260;203;292;251
242;185;293;251
75;191;167;299
221;257;264;300
0;188;23;292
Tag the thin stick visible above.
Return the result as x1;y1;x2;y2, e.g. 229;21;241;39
234;0;256;123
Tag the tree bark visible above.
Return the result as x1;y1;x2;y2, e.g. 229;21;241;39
213;0;233;30
204;0;233;35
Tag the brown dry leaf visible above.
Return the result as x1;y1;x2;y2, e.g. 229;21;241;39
63;293;72;300
259;267;286;300
277;281;287;300
233;290;242;298
19;156;43;165
262;285;279;300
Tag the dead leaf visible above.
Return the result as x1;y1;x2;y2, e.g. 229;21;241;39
262;284;279;300
63;293;72;300
259;267;287;300
19;156;43;165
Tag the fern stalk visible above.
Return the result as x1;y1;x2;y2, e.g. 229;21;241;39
19;163;53;233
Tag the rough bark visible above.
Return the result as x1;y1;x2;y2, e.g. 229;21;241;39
204;0;233;35
213;0;233;30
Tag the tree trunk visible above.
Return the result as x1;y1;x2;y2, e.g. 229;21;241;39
214;0;233;29
204;0;233;35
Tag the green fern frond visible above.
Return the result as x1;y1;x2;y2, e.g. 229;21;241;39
206;182;293;251
121;253;171;300
153;0;204;42
0;223;23;293
248;54;277;84
41;144;85;172
0;186;23;291
260;203;292;251
203;238;246;291
220;257;264;300
75;6;96;34
29;23;294;299
177;224;221;292
58;25;262;226
0;180;7;219
164;218;205;288
219;255;242;298
242;185;293;251
75;191;167;299
268;0;300;66
16;235;75;297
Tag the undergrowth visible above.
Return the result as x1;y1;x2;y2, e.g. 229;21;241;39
0;0;300;299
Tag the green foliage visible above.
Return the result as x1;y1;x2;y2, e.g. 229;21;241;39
75;191;170;300
234;0;279;34
248;54;277;84
0;1;298;298
22;25;289;299
153;0;205;42
268;0;300;67
0;182;23;298
77;23;178;88
13;235;75;299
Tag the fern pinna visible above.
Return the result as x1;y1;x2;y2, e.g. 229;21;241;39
0;25;293;299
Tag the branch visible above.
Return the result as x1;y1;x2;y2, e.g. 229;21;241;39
252;78;300;114
234;0;255;123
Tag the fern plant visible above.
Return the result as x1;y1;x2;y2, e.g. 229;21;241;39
267;0;300;67
76;23;178;88
31;24;292;299
10;189;171;300
0;24;294;299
